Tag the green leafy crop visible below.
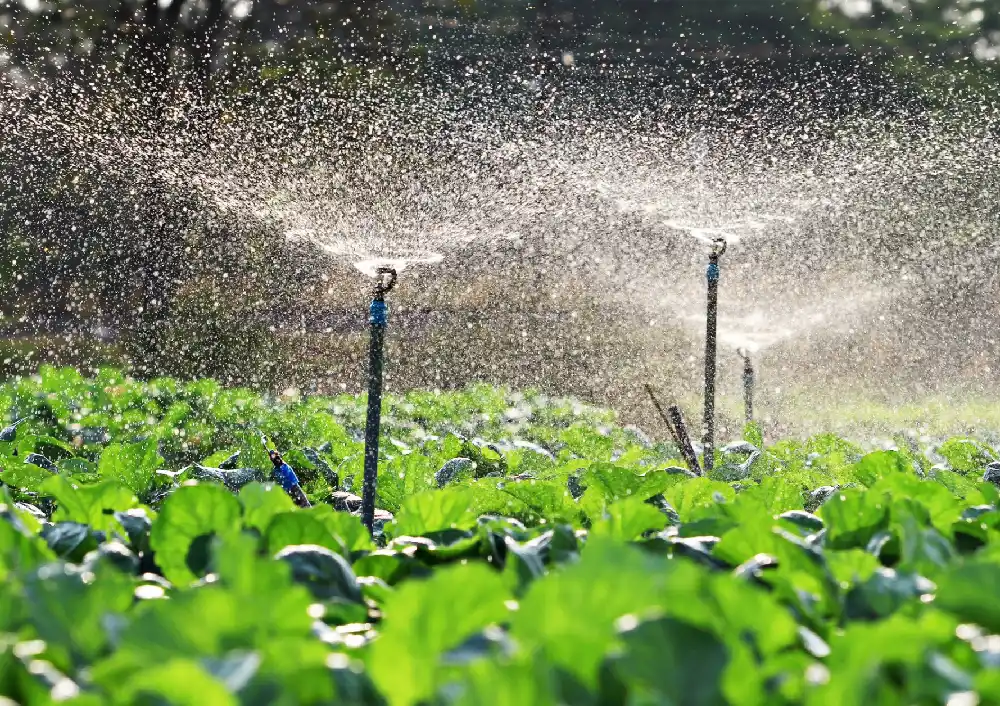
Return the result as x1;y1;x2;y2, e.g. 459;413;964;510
0;367;996;704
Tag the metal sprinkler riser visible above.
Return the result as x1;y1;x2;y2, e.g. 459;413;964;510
738;348;755;425
362;266;397;535
703;238;726;475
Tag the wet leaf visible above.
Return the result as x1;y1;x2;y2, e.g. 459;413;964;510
367;563;511;706
608;617;729;706
274;544;363;602
97;439;164;499
42;477;138;533
149;484;242;585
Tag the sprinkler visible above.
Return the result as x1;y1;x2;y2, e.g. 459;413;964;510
362;266;397;535
260;433;311;508
703;237;727;474
737;349;755;425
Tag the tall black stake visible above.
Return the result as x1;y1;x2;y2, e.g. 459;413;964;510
703;238;726;474
667;404;703;477
738;349;755;425
362;267;397;535
643;384;702;476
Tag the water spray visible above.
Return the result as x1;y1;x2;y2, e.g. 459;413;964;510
737;349;755;425
703;238;727;474
362;266;398;535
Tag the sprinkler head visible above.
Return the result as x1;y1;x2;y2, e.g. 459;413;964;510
709;238;727;262
373;267;398;300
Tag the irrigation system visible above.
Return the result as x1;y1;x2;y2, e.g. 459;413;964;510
351;239;741;522
702;238;727;474
362;266;398;534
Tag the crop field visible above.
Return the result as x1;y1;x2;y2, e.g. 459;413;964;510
0;366;999;705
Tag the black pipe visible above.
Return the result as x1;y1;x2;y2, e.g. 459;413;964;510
738;349;755;425
667;404;702;476
362;267;397;535
643;384;701;475
703;238;726;474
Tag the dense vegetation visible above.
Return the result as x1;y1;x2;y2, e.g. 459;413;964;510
1;366;1000;703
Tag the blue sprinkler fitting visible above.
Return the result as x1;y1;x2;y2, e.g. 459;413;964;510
272;457;301;492
268;450;311;508
261;433;311;508
370;299;389;327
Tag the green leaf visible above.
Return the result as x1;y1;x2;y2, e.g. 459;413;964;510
214;533;315;632
0;462;53;491
120;659;238;706
608;617;728;706
23;562;135;667
510;536;669;688
715;521;838;613
806;612;957;705
892;500;955;577
310;505;375;554
387;488;478;539
493;481;581;526
41;522;100;562
448;656;556;706
265;512;340;555
744;422;764;448
977;481;1000;505
0;511;53;582
352;551;414;586
104;534;314;674
42;476;139;533
239;482;295;532
591;496;667;541
663;477;736;522
275;544;364;602
825;548;881;586
582;463;645;502
149;484;242;585
366;563;511;706
97;439;164;499
875;472;962;535
201;448;241;468
938;437;994;475
819;488;888;550
935;561;1000;632
732;476;804;519
852;450;908;487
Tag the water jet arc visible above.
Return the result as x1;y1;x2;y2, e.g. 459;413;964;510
362;266;397;535
703;238;727;474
